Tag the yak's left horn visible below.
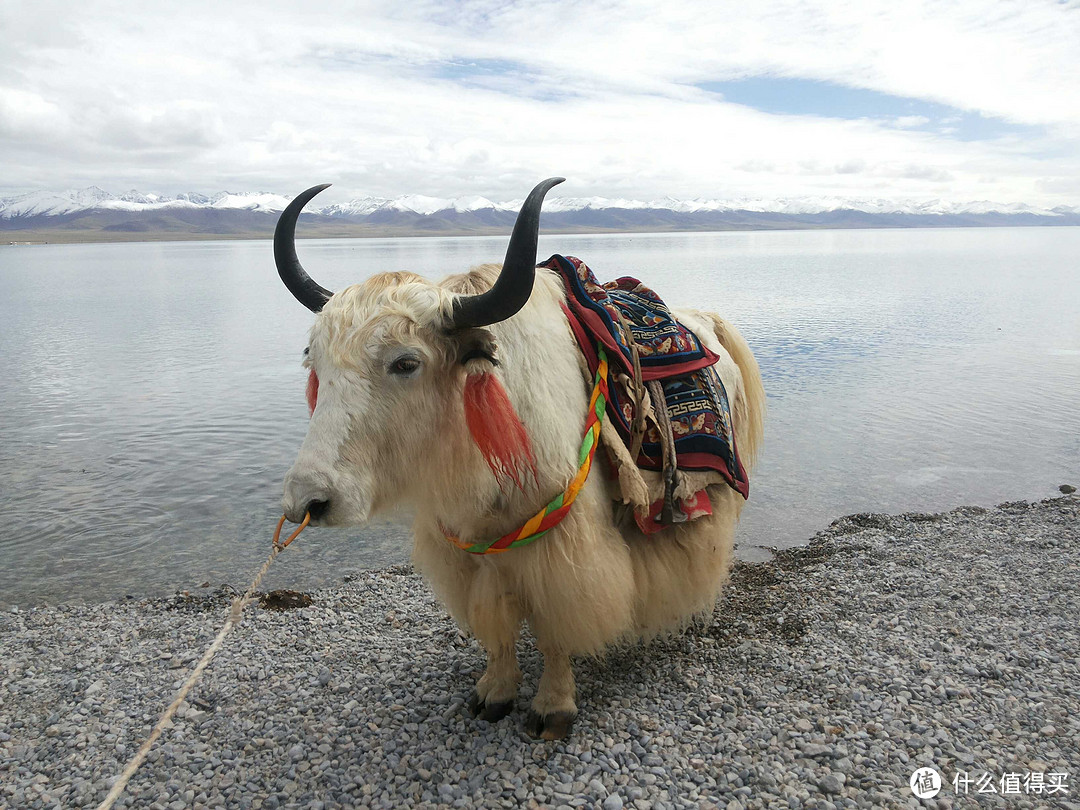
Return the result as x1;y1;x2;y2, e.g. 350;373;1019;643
451;177;564;329
275;184;334;313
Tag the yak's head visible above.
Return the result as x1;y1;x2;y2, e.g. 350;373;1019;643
275;178;563;527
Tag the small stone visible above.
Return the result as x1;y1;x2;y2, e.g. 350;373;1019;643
1059;484;1076;494
1039;725;1056;736
818;774;844;794
288;744;304;762
794;718;813;733
442;700;464;720
317;668;331;687
602;795;624;810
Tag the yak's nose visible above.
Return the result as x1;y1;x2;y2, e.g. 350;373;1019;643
304;498;330;522
282;472;332;524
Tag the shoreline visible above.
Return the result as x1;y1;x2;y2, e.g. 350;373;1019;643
6;221;1080;247
2;496;1077;808
1;224;861;247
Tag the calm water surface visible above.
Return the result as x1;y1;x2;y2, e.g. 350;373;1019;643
1;228;1078;604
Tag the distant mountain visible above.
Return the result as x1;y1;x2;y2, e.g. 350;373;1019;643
3;187;1079;242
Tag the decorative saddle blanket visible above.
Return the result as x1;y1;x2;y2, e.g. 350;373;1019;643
541;255;750;529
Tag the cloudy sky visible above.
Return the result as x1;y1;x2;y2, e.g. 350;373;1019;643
2;0;1079;206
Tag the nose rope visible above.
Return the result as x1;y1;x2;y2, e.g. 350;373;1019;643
273;511;310;550
96;513;310;810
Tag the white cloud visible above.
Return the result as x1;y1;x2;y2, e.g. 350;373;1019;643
0;0;1077;206
0;88;70;141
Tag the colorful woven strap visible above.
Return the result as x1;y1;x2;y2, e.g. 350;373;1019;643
444;347;609;554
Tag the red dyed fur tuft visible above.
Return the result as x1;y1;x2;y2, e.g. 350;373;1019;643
306;369;318;415
464;372;536;489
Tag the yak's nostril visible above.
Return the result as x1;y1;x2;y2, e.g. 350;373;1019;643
305;498;330;522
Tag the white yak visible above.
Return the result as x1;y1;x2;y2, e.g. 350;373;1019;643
276;179;765;739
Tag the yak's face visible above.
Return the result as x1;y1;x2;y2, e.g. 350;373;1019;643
281;273;462;527
275;178;564;526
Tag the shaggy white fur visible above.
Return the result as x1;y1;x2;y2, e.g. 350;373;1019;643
282;264;766;740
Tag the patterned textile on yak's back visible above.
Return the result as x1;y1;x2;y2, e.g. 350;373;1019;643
541;254;718;380
541;254;750;503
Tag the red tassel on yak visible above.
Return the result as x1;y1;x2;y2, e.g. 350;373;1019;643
464;372;535;489
306;369;319;415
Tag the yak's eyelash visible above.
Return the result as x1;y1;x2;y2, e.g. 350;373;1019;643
388;355;421;376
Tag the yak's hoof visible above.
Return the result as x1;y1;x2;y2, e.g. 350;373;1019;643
467;690;514;722
525;708;576;740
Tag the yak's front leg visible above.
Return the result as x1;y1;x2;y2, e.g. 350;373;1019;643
525;642;577;740
466;568;523;722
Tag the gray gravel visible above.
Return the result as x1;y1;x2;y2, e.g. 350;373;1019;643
2;495;1077;809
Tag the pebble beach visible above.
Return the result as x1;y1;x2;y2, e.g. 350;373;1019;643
2;495;1077;810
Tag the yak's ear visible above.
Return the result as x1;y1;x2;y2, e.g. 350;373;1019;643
457;328;499;372
457;330;535;489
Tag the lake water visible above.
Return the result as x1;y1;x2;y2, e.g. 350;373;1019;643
1;228;1078;605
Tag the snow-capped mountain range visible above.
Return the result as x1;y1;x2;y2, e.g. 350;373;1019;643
3;186;1078;240
3;186;1078;219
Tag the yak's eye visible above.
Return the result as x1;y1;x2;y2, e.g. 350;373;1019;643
389;355;421;376
303;347;310;356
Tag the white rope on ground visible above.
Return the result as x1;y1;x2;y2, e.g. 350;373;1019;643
96;514;305;810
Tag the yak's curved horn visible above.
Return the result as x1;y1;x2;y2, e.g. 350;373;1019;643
274;184;334;313
451;177;565;329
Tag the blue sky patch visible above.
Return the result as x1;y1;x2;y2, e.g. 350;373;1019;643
697;77;1041;143
314;52;572;101
430;58;574;102
433;58;525;82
